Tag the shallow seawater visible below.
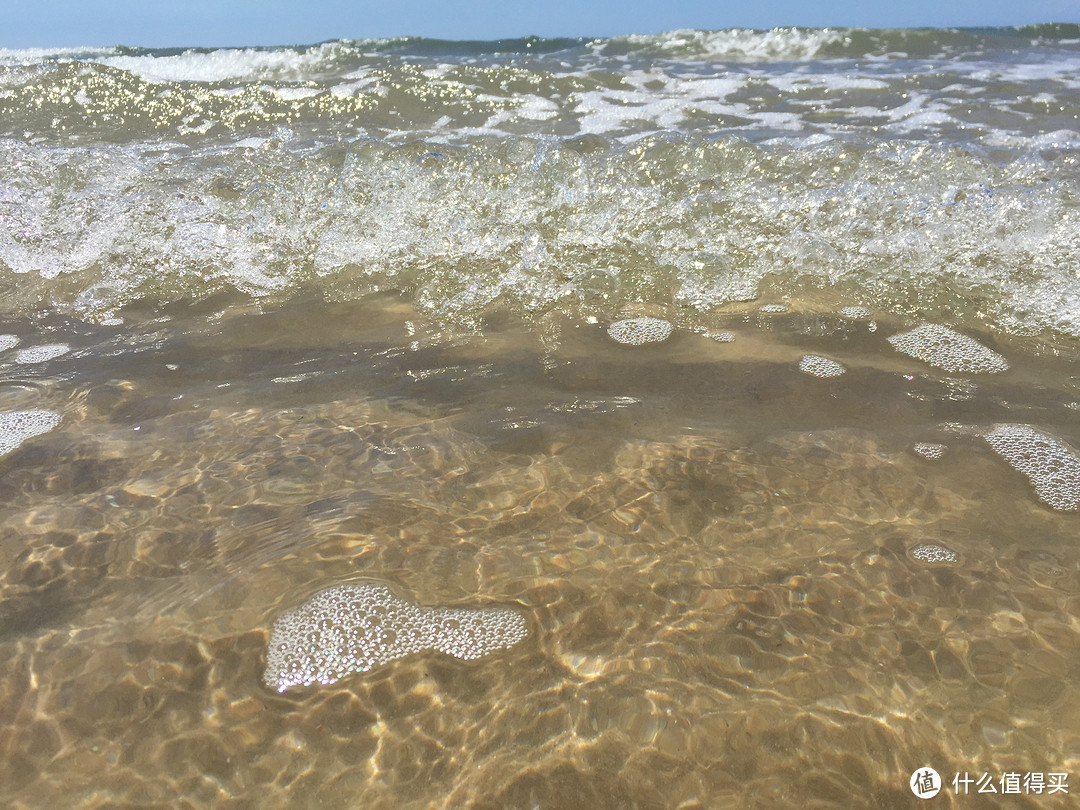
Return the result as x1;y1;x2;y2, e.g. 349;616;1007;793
3;24;1080;809
0;294;1078;808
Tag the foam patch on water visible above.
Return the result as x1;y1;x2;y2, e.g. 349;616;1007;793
908;542;960;565
983;424;1080;511
14;344;71;364
0;335;19;352
264;582;529;692
887;325;1008;374
607;317;673;345
840;306;873;319
0;409;62;457
912;442;946;460
799;354;846;377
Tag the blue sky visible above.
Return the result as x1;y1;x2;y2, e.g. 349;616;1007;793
7;0;1077;48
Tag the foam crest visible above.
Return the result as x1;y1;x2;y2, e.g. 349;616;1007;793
264;582;528;692
99;43;351;85
0;409;62;457
887;325;1008;374
598;28;849;61
0;115;1078;340
983;424;1080;511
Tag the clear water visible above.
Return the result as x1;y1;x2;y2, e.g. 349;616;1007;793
1;25;1080;808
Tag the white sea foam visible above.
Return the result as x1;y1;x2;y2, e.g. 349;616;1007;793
840;306;873;319
264;582;528;692
912;442;946;460
1;33;1079;342
608;317;674;345
984;424;1080;511
99;43;348;84
909;542;960;565
769;76;890;92
888;325;1008;374
600;28;849;62
15;343;70;364
0;409;62;457
799;354;846;377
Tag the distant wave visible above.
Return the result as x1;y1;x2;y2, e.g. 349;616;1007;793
596;24;1080;62
2;25;1077;76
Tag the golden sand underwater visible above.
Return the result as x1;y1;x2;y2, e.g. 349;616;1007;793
0;297;1078;808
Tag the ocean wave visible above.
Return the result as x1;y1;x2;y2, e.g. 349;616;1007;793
96;41;360;84
594;25;1080;62
1;133;1078;341
595;28;851;62
0;46;122;67
3;26;1077;76
1;27;1077;343
2;49;1077;147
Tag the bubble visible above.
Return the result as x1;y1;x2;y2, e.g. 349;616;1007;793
760;303;789;313
0;409;63;457
263;581;528;692
607;317;673;345
913;442;946;460
983;424;1080;511
908;543;960;565
14;343;71;364
0;335;19;352
887;324;1008;374
798;354;846;378
840;306;873;319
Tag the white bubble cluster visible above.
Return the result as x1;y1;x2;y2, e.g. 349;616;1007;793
798;354;846;378
607;317;673;345
0;335;19;352
840;306;873;319
759;303;789;313
264;582;529;692
0;409;62;457
913;442;946;460
909;543;960;565
887;324;1008;374
14;343;71;364
983;424;1080;511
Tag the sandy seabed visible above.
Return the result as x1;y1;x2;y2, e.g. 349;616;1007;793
1;301;1078;809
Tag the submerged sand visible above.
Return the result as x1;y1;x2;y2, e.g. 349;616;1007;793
0;299;1078;808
